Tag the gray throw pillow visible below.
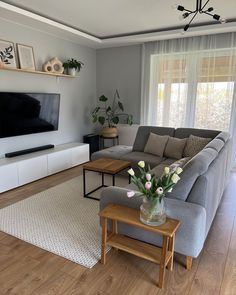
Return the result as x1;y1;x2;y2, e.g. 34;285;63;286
144;133;169;157
183;135;212;157
164;137;187;159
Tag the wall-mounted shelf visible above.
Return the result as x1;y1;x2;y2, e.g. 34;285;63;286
0;66;76;78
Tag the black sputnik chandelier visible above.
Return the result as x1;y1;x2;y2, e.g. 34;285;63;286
173;0;226;32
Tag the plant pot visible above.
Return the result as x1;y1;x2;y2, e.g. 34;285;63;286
140;197;166;226
102;127;118;138
68;68;76;76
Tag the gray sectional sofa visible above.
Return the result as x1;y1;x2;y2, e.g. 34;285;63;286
92;126;231;267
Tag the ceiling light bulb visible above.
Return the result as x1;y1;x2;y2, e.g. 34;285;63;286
220;18;227;24
184;24;190;31
213;14;220;21
207;7;214;12
177;5;185;11
183;12;189;18
179;12;189;21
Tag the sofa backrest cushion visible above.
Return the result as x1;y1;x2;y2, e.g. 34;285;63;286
183;135;211;157
144;133;169;157
205;138;224;153
167;148;218;201
215;131;230;143
133;126;175;152
164;137;187;159
174;128;220;139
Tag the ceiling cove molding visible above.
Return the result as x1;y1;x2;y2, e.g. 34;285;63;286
0;2;101;44
102;22;236;48
0;2;236;49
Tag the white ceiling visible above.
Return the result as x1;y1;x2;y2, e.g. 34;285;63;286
3;0;236;38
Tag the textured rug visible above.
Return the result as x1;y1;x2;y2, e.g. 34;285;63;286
0;172;128;268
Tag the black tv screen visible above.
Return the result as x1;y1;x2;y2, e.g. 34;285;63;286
0;92;60;138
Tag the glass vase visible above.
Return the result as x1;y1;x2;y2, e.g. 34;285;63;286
140;197;166;226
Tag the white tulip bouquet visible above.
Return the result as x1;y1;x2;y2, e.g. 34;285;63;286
127;161;182;203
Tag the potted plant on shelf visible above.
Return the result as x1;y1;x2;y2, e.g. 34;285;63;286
63;58;84;76
91;90;133;137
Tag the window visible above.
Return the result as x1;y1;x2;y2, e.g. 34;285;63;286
153;55;188;127
151;50;235;131
195;82;234;131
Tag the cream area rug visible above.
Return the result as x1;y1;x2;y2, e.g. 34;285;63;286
0;172;128;268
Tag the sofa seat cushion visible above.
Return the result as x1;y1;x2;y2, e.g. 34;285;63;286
144;133;169;157
183;135;212;157
120;151;164;169
164;137;187;159
91;145;132;161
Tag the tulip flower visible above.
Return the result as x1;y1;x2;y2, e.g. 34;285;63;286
138;161;145;168
164;167;170;174
127;191;135;198
156;187;164;195
128;168;135;176
146;173;151;181
171;173;180;184
145;181;152;190
176;167;183;175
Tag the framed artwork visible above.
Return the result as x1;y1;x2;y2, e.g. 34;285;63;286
0;39;17;68
17;43;36;70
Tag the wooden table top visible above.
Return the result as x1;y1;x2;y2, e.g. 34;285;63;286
99;204;180;237
83;158;131;174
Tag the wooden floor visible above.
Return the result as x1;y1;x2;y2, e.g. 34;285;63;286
0;166;236;295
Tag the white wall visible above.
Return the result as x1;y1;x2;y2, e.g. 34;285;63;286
0;18;97;157
96;45;142;124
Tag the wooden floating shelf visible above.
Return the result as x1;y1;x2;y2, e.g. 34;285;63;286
0;66;76;78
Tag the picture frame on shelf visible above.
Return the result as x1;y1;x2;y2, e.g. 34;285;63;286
0;39;17;69
17;43;36;71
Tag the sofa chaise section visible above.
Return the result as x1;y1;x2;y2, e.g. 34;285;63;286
92;126;231;269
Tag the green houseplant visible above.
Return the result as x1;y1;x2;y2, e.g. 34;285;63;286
91;90;133;137
63;58;84;76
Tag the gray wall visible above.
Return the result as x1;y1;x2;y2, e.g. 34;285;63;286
0;18;96;157
96;45;142;124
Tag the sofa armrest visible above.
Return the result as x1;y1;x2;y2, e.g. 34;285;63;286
100;187;206;258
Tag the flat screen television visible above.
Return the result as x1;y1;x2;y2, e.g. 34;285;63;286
0;92;60;138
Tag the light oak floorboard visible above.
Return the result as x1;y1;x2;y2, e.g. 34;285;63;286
0;166;235;294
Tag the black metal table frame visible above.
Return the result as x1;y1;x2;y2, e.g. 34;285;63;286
83;167;131;201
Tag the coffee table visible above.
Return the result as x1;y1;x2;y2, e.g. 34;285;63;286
99;204;180;288
83;158;131;200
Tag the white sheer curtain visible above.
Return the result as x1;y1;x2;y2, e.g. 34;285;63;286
141;33;236;163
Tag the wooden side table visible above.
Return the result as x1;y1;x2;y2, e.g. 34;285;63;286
99;204;180;288
100;135;119;149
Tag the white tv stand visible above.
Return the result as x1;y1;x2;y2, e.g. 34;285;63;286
0;142;89;193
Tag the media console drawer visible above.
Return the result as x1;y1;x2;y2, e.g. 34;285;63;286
0;163;18;193
48;149;71;175
18;155;48;186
